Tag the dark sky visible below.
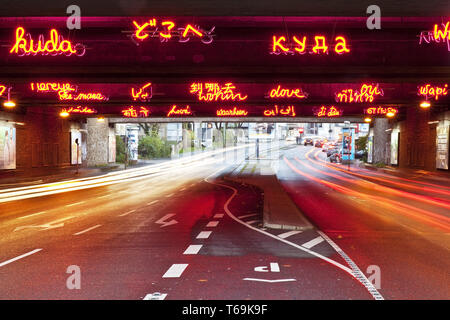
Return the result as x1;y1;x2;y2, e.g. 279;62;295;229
1;0;449;16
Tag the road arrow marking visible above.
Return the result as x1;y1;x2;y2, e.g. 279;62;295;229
155;214;178;228
254;262;280;272
243;278;296;283
14;216;73;232
143;292;167;300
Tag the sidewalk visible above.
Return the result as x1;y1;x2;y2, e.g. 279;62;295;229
225;160;313;231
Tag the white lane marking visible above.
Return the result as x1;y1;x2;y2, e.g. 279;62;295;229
165;193;174;198
73;224;102;236
206;221;219;227
162;264;189;278
180;187;186;191
204;171;385;301
302;236;325;249
119;209;136;217
245;220;259;225
143;293;167;300
14;216;74;232
183;244;203;255
196;231;212;239
97;195;111;200
213;214;224;219
270;262;280;272
17;211;47;220
278;230;303;239
238;213;258;219
65;201;86;207
147;200;159;205
155;214;178;228
243;278;296;283
0;249;42;267
318;231;384;300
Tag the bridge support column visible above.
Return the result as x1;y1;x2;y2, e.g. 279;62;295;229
87;118;113;166
372;118;390;165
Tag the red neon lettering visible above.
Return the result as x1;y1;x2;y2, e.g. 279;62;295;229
63;106;97;114
334;36;350;54
216;107;248;117
30;82;77;93
10;27;85;56
160;21;175;38
58;91;107;101
433;22;450;41
167;105;192;117
312;36;328;54
0;85;6;97
293;36;307;53
335;84;383;103
190;82;247;102
364;106;398;115
182;24;203;38
272;36;289;53
269;85;307;99
133;21;150;40
315;106;342;117
418;84;448;100
263;105;296;117
131;83;152;101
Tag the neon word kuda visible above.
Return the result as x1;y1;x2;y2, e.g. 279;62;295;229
418;84;448;100
121;106;150;118
216;107;249;117
263;105;296;117
335;84;383;103
272;35;350;55
10;27;86;56
190;82;247;102
132;19;215;44
167;105;192;117
269;85;308;99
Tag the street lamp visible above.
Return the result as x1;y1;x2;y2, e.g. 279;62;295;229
420;101;431;108
3;87;15;108
59;110;70;118
364;117;372;123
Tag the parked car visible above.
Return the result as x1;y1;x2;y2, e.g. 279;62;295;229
355;150;367;159
304;138;314;146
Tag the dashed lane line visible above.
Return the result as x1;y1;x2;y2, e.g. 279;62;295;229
17;211;47;220
147;200;159;205
162;264;189;278
183;244;203;255
0;249;42;267
213;214;224;219
73;224;102;236
237;213;258;219
65;201;86;207
196;231;212;239
206;221;219;227
119;209;136;217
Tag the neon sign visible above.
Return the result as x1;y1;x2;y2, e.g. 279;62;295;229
132;19;215;44
269;85;308;99
271;35;350;55
167;105;192;117
190;82;247;102
314;106;343;117
131;83;152;101
10;27;86;57
364;106;398;116
335;84;383;103
418;84;448;100
263;105;296;117
30;82;77;93
0;85;7;97
419;21;450;51
216;107;248;117
121;106;150;118
58;91;108;101
61;106;97;115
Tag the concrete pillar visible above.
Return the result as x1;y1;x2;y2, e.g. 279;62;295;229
87;118;109;166
372;118;390;164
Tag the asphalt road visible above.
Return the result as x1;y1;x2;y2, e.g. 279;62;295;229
0;143;448;300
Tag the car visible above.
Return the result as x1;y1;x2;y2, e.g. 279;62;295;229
329;150;342;163
286;135;296;142
355;150;367;159
326;147;338;157
315;140;323;148
304;138;313;146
